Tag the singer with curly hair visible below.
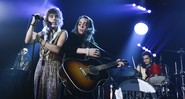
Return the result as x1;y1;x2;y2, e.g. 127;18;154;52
25;7;68;99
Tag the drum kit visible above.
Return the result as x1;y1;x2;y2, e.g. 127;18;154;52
103;48;185;99
7;48;185;99
109;64;167;99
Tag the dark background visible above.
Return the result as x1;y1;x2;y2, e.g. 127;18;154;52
0;0;185;69
0;0;185;98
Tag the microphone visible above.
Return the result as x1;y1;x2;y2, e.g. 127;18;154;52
86;34;92;43
86;28;94;43
32;14;44;20
87;28;96;34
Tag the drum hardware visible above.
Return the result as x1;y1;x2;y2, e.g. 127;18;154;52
161;82;170;96
104;66;138;99
162;64;171;96
101;77;116;99
110;84;113;99
174;62;182;99
172;48;185;99
178;48;185;99
97;86;101;99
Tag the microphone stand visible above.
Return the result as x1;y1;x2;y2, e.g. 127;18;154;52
28;18;42;80
27;20;37;81
91;42;115;60
90;41;117;99
28;41;35;80
26;19;41;96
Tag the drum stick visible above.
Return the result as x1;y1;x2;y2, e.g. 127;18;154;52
132;56;136;69
165;65;168;75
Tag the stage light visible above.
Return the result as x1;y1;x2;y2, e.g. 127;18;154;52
134;22;148;35
147;10;151;13
137;43;152;53
137;43;141;47
145;48;149;51
132;3;136;7
152;53;156;57
142;47;146;50
131;3;151;13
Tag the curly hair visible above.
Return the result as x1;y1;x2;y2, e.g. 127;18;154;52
43;7;63;27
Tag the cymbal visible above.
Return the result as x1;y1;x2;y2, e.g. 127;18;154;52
112;66;138;77
164;48;185;54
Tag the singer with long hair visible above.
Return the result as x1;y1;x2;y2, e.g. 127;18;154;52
25;7;68;99
62;15;99;60
59;15;124;99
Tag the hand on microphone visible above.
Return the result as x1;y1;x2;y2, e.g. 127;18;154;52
116;59;128;67
32;14;44;20
30;13;43;26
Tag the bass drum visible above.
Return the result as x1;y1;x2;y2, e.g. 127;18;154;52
114;78;157;99
146;64;166;85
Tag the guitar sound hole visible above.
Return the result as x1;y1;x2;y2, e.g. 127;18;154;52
88;65;99;75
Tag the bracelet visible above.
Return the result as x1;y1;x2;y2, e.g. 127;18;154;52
43;41;46;46
30;23;35;27
30;24;35;27
86;48;89;56
41;41;46;49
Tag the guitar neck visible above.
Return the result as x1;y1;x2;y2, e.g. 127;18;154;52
95;62;117;71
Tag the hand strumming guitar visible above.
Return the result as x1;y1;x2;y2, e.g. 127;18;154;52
116;59;129;67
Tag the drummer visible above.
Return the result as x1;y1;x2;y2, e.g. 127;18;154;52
136;51;154;81
136;51;167;98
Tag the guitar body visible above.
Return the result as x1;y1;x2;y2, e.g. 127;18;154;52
59;58;109;96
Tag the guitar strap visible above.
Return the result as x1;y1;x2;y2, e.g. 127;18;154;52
60;53;73;96
61;53;66;67
60;53;67;95
60;77;68;96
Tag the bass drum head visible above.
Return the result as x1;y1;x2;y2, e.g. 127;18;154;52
148;75;166;85
115;78;157;99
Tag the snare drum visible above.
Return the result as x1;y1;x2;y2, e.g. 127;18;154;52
146;64;166;85
115;78;157;99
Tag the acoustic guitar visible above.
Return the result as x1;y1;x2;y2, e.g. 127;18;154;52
59;58;124;96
